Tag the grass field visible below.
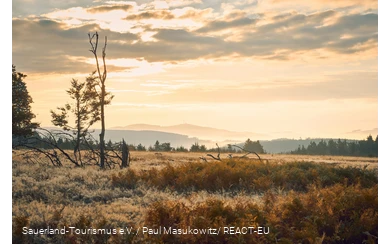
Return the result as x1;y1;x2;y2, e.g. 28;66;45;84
12;151;378;243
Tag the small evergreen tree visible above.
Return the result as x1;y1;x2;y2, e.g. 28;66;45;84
137;143;146;151
12;65;39;138
50;75;100;166
154;140;160;151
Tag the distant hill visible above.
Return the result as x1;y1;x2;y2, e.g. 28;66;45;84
43;127;366;154
95;130;359;154
110;123;269;141
89;129;214;149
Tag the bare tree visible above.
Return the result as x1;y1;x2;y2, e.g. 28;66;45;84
88;32;114;169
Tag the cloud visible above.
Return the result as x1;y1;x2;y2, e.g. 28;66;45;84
196;16;257;33
345;128;378;138
123;10;175;20
153;29;221;44
13;4;377;73
266;0;377;10
152;11;376;60
177;8;214;20
271;0;376;5
12;0;100;16
236;12;377;56
12;18;138;73
347;128;378;134
126;12;375;61
12;53;131;74
87;4;133;13
327;35;377;54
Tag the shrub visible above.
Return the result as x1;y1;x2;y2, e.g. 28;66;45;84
143;184;377;243
112;159;377;193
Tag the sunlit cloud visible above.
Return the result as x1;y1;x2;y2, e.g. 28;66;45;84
86;4;134;13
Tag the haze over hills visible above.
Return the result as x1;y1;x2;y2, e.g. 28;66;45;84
42;123;377;153
89;129;363;153
88;130;213;149
110;123;269;141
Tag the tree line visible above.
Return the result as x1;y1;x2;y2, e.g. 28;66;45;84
16;128;266;155
290;136;378;157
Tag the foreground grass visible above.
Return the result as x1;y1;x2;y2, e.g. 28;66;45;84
12;155;378;243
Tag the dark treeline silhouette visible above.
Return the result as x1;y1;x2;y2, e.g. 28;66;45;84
290;135;378;157
28;138;266;154
23;132;378;158
148;140;172;152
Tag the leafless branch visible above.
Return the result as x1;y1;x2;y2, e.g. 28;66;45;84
230;144;262;161
89;32;106;87
240;152;251;158
199;156;208;162
21;144;62;167
33;128;81;167
206;143;221;161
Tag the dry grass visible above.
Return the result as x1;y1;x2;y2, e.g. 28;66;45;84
12;150;378;243
128;151;378;170
113;159;377;193
13;150;378;170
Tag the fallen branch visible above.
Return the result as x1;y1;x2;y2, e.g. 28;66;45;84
206;143;221;161
240;152;251;159
230;144;262;162
18;128;81;167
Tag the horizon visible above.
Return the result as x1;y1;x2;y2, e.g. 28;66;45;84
13;0;378;140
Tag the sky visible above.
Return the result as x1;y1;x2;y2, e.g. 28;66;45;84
12;0;378;140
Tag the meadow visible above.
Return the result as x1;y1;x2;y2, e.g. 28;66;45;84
12;151;378;243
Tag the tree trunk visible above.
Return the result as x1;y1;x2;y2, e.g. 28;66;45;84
88;32;109;169
100;85;105;168
75;97;82;166
74;133;81;166
121;139;129;168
